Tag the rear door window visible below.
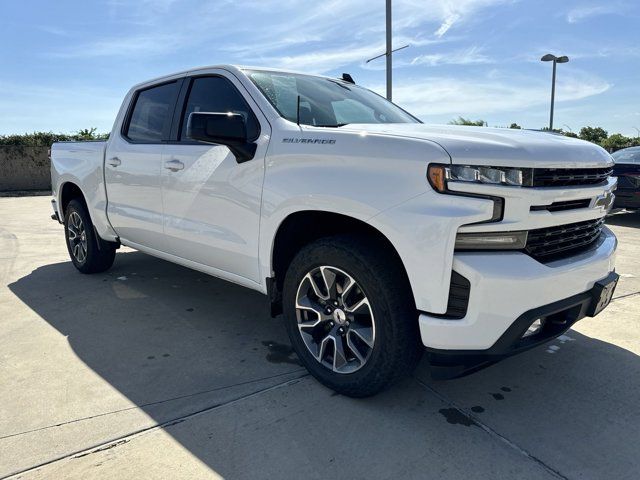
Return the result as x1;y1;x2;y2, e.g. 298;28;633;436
125;82;179;142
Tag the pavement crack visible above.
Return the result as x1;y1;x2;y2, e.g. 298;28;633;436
73;439;130;459
612;290;640;301
416;378;569;480
2;374;308;479
0;369;306;441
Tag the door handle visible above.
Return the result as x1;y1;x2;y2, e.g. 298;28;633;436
107;157;121;167
164;159;185;172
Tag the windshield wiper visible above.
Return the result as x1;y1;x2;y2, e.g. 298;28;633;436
311;123;350;128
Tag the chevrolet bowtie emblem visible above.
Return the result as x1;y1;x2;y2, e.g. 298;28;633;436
592;191;615;212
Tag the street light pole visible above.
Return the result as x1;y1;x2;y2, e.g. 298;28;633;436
541;54;569;131
386;0;392;101
549;60;556;130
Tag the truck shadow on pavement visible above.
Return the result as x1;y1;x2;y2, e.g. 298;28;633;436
8;251;640;479
606;210;640;228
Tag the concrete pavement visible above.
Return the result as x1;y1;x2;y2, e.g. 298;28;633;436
1;197;638;479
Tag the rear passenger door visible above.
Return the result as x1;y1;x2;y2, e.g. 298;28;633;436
161;72;270;283
106;79;182;252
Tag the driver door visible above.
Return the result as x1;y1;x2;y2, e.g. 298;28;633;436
160;72;270;283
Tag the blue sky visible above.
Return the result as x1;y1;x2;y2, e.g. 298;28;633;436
1;0;639;136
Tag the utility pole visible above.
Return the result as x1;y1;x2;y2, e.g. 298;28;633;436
386;0;392;101
365;0;409;101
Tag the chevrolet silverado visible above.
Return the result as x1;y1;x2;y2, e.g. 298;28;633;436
50;65;618;396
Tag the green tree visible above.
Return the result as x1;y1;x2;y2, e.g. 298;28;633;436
578;126;608;145
75;128;98;140
601;133;631;152
563;131;578;138
509;123;522;129
449;117;487;127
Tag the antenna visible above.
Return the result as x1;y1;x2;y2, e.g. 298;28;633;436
296;95;301;126
341;73;355;84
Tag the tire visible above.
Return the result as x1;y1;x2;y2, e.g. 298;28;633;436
64;199;116;274
282;234;422;397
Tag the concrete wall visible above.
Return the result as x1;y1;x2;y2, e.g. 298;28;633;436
0;146;51;192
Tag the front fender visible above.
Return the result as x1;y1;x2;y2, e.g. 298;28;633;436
367;191;494;313
258;129;454;301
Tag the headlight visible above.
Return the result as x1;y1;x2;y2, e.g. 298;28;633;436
428;164;525;192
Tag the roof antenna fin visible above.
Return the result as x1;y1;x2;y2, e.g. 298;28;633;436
341;73;355;84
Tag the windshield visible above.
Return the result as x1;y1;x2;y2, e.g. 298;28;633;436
245;70;419;127
612;148;640;164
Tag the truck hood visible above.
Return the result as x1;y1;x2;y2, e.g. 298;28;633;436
339;123;613;169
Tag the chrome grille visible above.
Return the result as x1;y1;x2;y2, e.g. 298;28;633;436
526;218;605;262
529;167;612;187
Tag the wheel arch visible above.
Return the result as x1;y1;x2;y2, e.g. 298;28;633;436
267;210;414;316
59;181;88;217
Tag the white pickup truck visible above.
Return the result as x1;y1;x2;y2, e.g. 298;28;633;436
51;65;618;397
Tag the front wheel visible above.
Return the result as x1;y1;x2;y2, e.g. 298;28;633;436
64;199;116;274
282;235;422;397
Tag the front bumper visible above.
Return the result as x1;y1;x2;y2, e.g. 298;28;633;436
419;226;617;353
427;271;618;378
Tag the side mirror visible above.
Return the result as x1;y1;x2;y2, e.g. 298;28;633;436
187;112;257;162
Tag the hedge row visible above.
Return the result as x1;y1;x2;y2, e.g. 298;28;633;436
0;129;109;147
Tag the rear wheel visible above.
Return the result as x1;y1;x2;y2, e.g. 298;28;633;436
283;235;422;397
64;199;116;274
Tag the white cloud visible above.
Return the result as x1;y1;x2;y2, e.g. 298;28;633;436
434;14;461;37
388;0;513;35
573;46;640;60
259;44;387;74
386;72;610;118
410;46;491;66
222;34;324;56
226;0;511;73
249;25;472;74
107;0;182;14
37;26;70;37
418;0;514;37
51;0;511;63
566;5;617;23
51;33;186;58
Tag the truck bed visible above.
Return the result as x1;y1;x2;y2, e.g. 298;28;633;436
51;141;106;180
50;140;112;238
